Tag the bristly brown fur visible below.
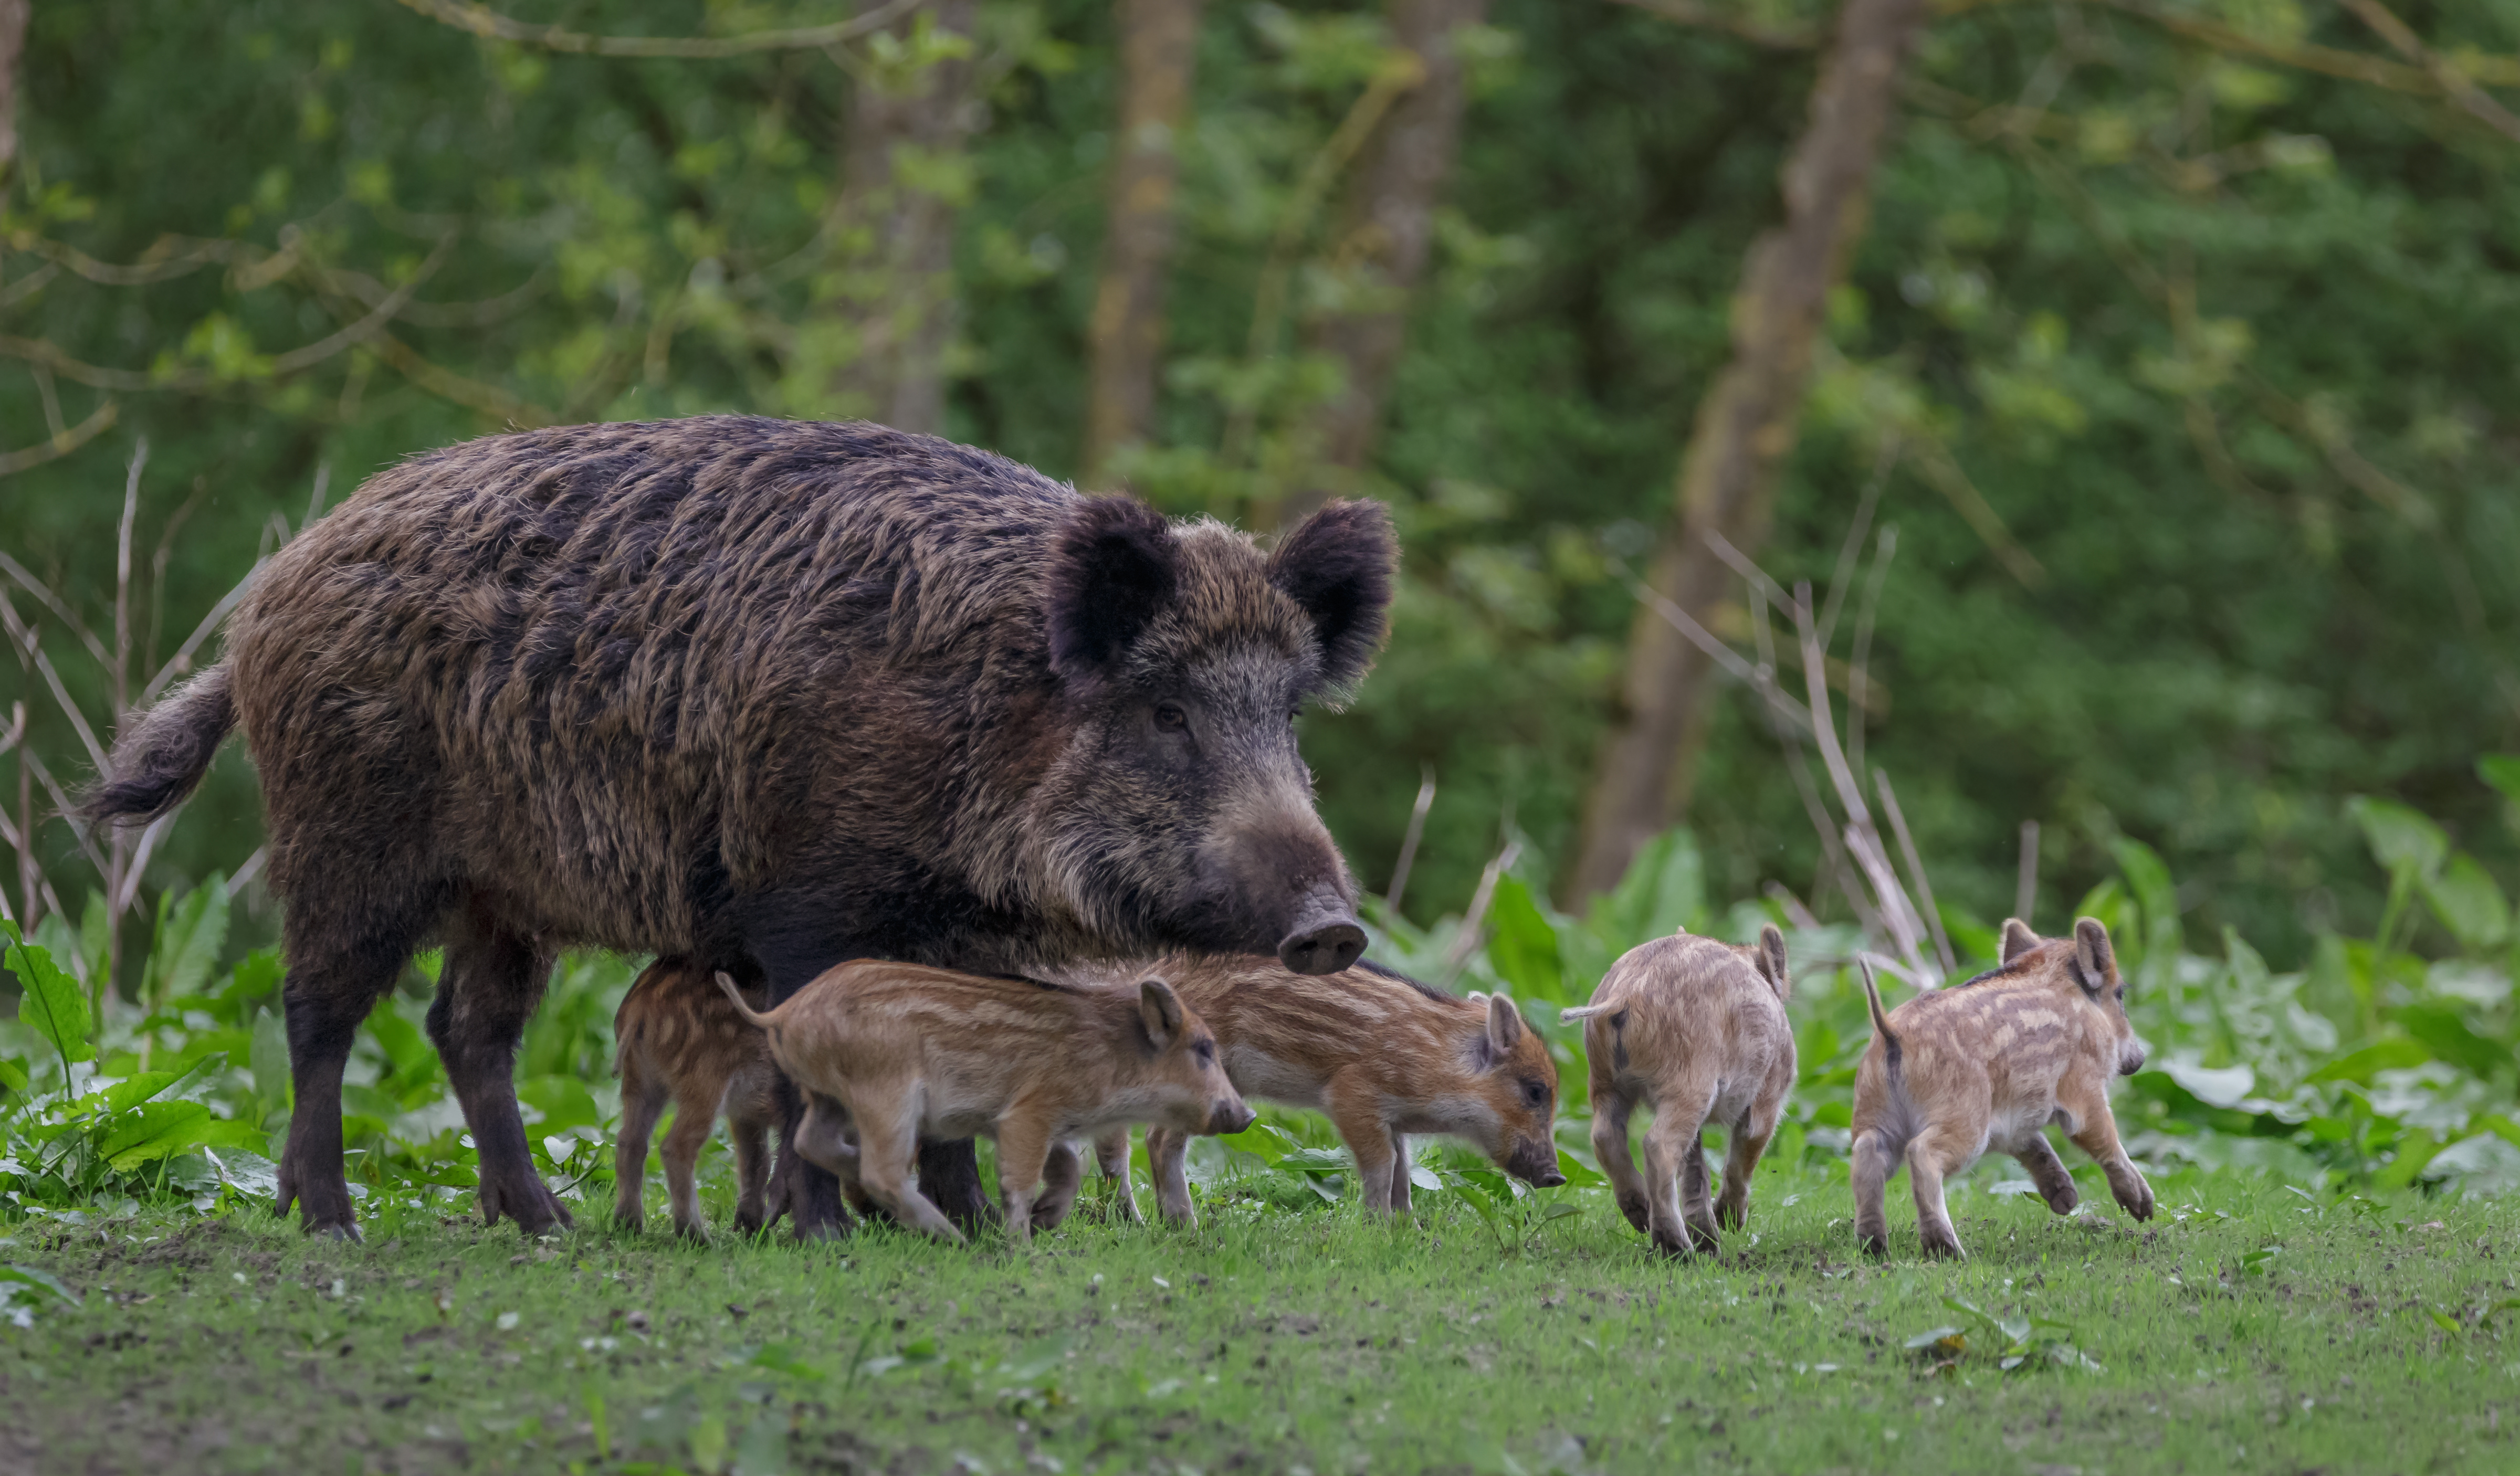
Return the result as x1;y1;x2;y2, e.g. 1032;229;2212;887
1849;916;2154;1260
1573;927;1795;1256
1094;954;1562;1226
75;415;1395;1242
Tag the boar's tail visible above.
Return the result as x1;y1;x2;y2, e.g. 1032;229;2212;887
715;972;774;1030
1859;960;1902;1077
78;666;237;826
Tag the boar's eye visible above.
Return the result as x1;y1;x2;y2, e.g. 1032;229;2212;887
1520;1079;1549;1109
1194;1039;1216;1066
1154;702;1189;734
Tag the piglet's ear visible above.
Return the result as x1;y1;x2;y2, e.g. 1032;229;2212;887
1756;924;1790;1000
1486;991;1526;1057
1046;497;1179;679
2000;918;2042;965
1137;977;1186;1051
2072;917;2116;997
1268;499;1396;695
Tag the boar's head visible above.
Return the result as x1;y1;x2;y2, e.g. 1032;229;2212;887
1036;497;1393;975
1130;977;1254;1136
2003;914;2145;1076
1463;990;1566;1187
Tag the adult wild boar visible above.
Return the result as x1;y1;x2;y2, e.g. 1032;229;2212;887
83;416;1393;1241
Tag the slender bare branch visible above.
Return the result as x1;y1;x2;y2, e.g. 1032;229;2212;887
1845;525;1897;777
0;398;117;477
1612;560;1813;734
1783;747;1878;933
139;562;261;708
10;741;108;879
1814;436;1899;649
0;551;107;667
1438;838;1524;987
2015;818;2041;926
112;811;174;916
226;846;268;900
114;440;144;721
1384;765;1438;915
391;0;929;58
2342;0;2520;136
0;596;108;774
1874;767;1955;976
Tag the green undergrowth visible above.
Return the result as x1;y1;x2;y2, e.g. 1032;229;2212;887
3;1164;2514;1475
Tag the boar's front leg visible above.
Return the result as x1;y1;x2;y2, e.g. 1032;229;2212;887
2059;1077;2154;1222
994;1115;1056;1246
834;1095;961;1243
2012;1132;2080;1216
1090;1127;1142;1224
613;1067;669;1234
1327;1078;1401;1215
1145;1126;1198;1227
426;912;572;1235
1030;1142;1086;1231
1386;1132;1414;1215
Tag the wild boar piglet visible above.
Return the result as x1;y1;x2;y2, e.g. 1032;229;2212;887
614;961;786;1240
718;962;1251;1245
1851;917;2155;1259
1100;956;1561;1227
1563;926;1794;1256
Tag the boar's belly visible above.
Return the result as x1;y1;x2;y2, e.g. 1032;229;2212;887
1223;1046;1327;1111
1983;1097;2060;1156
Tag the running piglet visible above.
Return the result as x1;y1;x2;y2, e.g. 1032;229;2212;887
1850;917;2154;1259
1563;926;1795;1256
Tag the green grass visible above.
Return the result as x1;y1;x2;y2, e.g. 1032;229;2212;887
5;1158;2514;1475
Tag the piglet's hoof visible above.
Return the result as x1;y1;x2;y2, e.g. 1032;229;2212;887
1919;1233;1965;1260
1858;1234;1888;1260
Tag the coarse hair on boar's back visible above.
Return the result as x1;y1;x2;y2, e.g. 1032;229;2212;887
79;416;1395;1242
1098;954;1561;1227
1563;927;1794;1257
1850;917;2155;1260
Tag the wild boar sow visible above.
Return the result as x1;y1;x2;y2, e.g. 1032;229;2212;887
1563;927;1794;1256
1851;918;2155;1259
718;961;1251;1244
81;416;1393;1240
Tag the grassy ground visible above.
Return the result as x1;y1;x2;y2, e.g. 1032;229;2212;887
2;1157;2513;1476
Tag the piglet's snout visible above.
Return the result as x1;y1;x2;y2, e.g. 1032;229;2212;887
1507;1137;1564;1187
1208;1097;1256;1136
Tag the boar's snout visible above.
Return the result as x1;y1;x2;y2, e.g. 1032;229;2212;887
2120;1040;2148;1077
1208;1097;1256;1136
1505;1137;1564;1188
1277;885;1365;975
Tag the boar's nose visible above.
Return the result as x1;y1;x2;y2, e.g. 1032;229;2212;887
1277;887;1364;975
1209;1099;1256;1136
2122;1048;2147;1077
1531;1165;1567;1188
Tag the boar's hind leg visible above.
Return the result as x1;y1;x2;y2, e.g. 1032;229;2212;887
613;1065;668;1233
426;912;572;1235
1145;1127;1198;1227
729;1102;780;1235
2013;1132;2080;1216
1386;1132;1413;1214
1904;1133;1966;1258
1849;1129;1897;1258
1642;1085;1720;1256
917;1139;994;1233
660;1086;723;1241
276;929;418;1241
1090;1127;1141;1224
1030;1142;1086;1231
1589;1088;1648;1235
849;1102;964;1245
1714;1108;1780;1233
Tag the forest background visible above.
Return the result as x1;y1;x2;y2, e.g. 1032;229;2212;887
1;0;2516;1001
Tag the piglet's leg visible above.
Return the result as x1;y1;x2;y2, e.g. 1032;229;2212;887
844;1096;961;1243
1849;1129;1896;1258
2059;1077;2154;1221
994;1116;1055;1247
1146;1127;1198;1227
1327;1076;1400;1215
1589;1086;1647;1235
661;1084;722;1241
730;1106;776;1235
1031;1142;1086;1231
1714;1109;1779;1233
613;1066;667;1234
1386;1132;1413;1215
1905;1133;1966;1259
2012;1131;2080;1216
1642;1088;1717;1256
1091;1127;1141;1224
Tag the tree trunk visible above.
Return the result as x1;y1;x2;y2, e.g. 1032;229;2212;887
829;0;980;436
0;0;27;182
1567;0;1929;903
1082;0;1205;487
1283;0;1486;523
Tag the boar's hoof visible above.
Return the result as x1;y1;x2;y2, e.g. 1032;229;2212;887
1616;1195;1651;1235
309;1220;364;1244
480;1178;574;1236
1919;1232;1965;1260
790;1218;851;1245
1858;1233;1888;1260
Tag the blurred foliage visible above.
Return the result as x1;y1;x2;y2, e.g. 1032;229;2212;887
0;0;2516;983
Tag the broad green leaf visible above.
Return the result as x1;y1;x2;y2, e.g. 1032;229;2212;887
1904;1325;1964;1351
5;925;93;1067
2479;756;2520;812
2107;837;2181;955
0;1264;79;1304
1587;828;1706;950
366;998;436;1084
30;910;82;983
1275;1146;1352;1174
2347;797;2448;880
2306;1036;2433;1084
0;1057;26;1094
2388;1004;2507;1080
1553;1148;1606;1189
250;1007;291;1106
516;1074;601;1134
79;892;111;988
96;1100;217;1169
1485;876;1564;1002
145;873;230;1004
2423;854;2511;952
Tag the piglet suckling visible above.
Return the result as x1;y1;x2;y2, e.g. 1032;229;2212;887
1563;926;1795;1256
717;962;1250;1245
1851;917;2155;1259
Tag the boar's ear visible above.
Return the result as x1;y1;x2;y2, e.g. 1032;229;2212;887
2000;918;2042;965
1137;977;1186;1051
2072;917;2116;997
1486;991;1526;1058
1046;497;1180;679
1756;924;1790;1000
1268;499;1396;696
